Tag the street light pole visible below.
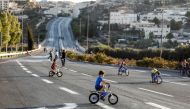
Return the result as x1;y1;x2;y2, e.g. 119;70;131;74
160;0;164;58
108;8;111;46
0;32;2;53
87;14;89;50
21;10;24;52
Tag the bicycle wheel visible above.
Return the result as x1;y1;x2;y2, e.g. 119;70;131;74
57;71;63;77
125;70;129;76
187;70;190;77
89;93;99;104
108;93;118;105
156;76;162;84
49;71;54;77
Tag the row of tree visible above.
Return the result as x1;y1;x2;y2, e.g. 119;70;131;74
0;11;22;52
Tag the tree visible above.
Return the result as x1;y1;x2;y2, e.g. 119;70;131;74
170;19;182;30
149;32;154;39
152;17;160;26
185;11;190;18
163;39;178;48
27;25;34;50
166;33;174;39
0;12;22;52
134;39;154;49
0;21;2;52
0;12;11;52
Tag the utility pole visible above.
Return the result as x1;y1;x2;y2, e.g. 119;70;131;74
80;18;82;37
0;32;2;53
160;0;164;58
108;8;111;46
22;10;24;52
87;14;89;50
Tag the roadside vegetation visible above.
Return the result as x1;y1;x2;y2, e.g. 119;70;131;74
0;12;22;52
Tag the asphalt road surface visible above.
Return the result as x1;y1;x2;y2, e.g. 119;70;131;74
0;54;190;109
0;17;190;109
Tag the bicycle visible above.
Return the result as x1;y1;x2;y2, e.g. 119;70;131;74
49;67;63;77
89;83;118;105
151;73;162;84
118;67;129;76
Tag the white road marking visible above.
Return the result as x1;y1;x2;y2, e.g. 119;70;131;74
31;74;40;78
20;65;25;68
69;69;77;72
182;77;189;79
104;79;118;83
164;81;188;86
139;88;173;97
81;73;93;77
32;107;45;109
162;74;171;76
22;68;28;71
145;102;171;109
96;102;115;109
64;68;68;70
26;71;32;74
59;87;80;95
58;103;78;109
41;79;53;84
133;70;147;73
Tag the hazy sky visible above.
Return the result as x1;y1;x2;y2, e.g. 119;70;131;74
67;0;96;3
48;0;96;3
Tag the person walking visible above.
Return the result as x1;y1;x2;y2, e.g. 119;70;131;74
48;49;53;61
55;49;59;60
61;49;66;67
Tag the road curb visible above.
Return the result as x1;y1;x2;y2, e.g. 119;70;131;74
67;58;179;74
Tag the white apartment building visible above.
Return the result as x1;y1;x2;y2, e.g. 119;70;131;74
141;8;187;23
140;25;170;39
0;0;9;10
110;10;137;25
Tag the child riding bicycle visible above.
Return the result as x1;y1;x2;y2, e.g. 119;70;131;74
151;68;160;83
51;59;57;73
95;70;109;100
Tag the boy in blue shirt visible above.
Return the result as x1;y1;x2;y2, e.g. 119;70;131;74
95;70;109;100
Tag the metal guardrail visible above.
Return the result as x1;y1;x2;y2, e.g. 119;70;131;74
0;48;40;59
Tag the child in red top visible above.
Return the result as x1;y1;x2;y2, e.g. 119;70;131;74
51;59;57;73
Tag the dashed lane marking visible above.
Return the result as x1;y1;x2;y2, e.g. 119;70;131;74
81;73;93;77
104;79;118;83
58;103;78;109
22;68;28;71
41;79;54;84
59;87;80;95
20;65;25;68
139;88;174;97
96;102;115;109
162;74;171;76
26;71;32;74
164;80;188;86
69;69;77;72
145;102;171;109
133;70;147;73
31;74;40;78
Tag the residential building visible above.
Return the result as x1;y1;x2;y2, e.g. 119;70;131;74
0;0;9;10
140;8;188;23
110;10;137;25
138;25;170;39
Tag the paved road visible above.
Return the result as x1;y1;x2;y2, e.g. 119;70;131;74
0;17;190;109
0;54;190;109
42;17;85;53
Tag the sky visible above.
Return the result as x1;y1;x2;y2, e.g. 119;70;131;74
46;0;96;3
66;0;96;3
